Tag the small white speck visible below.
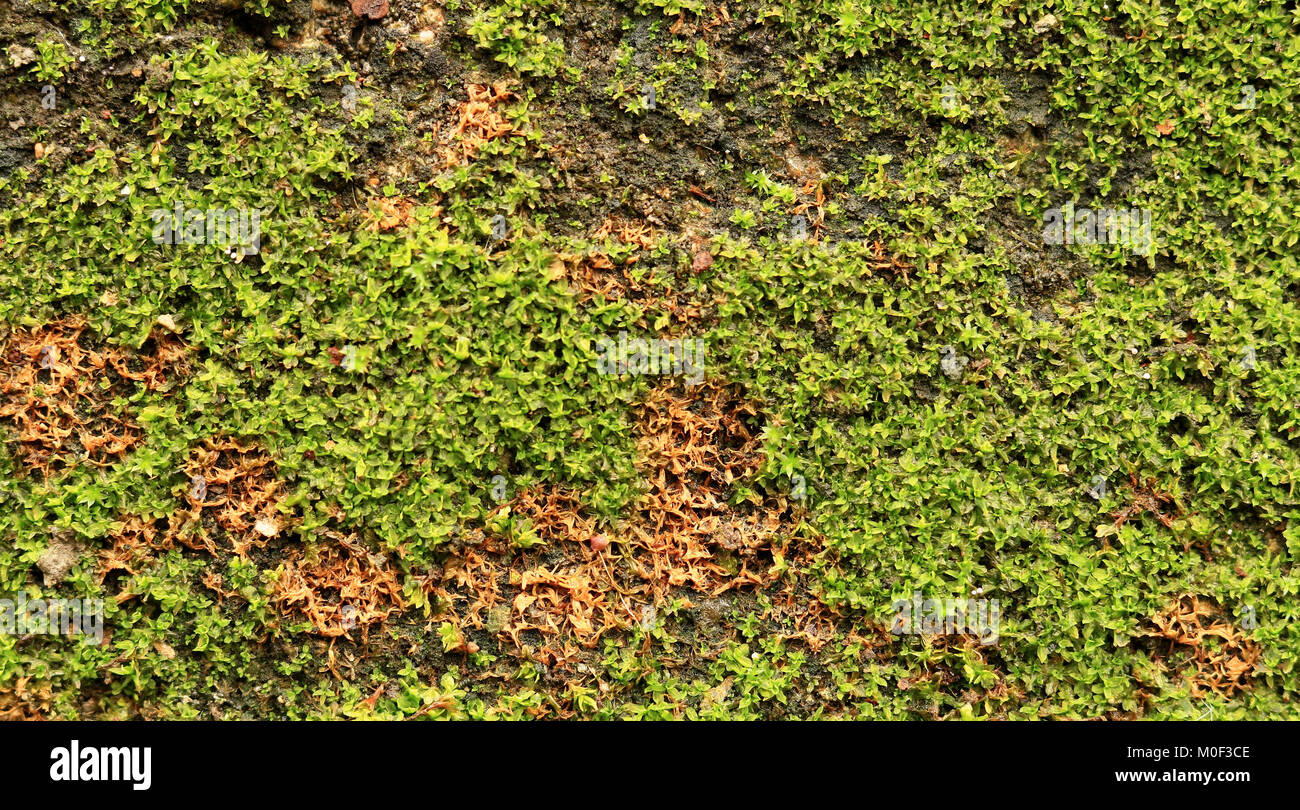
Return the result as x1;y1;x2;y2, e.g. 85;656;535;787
119;184;131;196
1142;372;1151;379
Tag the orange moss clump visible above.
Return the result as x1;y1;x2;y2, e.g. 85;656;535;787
427;384;814;661
1113;473;1181;529
0;678;52;720
98;506;406;641
433;82;516;169
557;250;704;325
1148;594;1259;698
428;489;635;650
630;382;778;597
594;216;659;251
271;532;404;638
98;516;174;591
0;317;189;475
177;437;286;557
366;197;419;232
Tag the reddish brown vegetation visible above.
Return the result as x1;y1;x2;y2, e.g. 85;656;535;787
1148;594;1259;698
0;317;189;475
271;530;405;639
432;83;516;169
423;382;834;672
178;437;287;558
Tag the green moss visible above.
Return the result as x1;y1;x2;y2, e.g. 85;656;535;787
2;0;1297;720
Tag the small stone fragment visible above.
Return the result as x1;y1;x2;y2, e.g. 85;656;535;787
639;604;657;630
7;45;36;69
37;537;83;586
351;0;389;20
1087;475;1108;500
939;346;968;380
